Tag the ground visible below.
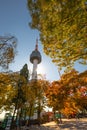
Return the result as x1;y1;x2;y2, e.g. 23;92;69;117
20;118;87;130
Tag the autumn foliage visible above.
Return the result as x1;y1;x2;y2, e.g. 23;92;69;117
45;69;87;117
27;0;87;71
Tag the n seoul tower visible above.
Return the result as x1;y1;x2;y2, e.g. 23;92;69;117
30;39;42;79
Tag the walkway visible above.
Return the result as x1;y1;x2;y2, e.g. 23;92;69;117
20;118;87;130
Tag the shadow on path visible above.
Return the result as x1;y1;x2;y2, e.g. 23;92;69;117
58;119;87;130
20;119;87;130
42;118;87;130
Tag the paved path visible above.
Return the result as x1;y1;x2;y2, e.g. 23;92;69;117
20;118;87;130
58;118;87;130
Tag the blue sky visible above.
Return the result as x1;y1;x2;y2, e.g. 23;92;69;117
0;0;87;81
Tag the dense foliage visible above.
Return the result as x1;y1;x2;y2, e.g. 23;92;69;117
0;67;87;118
0;71;19;111
27;0;87;71
0;35;17;70
45;69;87;116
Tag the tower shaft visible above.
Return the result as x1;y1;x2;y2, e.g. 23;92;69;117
32;59;38;79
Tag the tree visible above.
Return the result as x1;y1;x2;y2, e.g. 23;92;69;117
11;64;29;128
26;79;49;121
0;35;17;70
45;69;87;116
34;79;49;120
0;64;30;129
0;71;19;111
20;64;29;82
27;0;87;71
45;81;66;112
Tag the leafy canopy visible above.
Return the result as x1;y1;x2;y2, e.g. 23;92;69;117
45;69;87;114
0;35;17;70
27;0;87;71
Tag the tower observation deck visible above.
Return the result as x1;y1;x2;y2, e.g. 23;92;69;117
30;39;42;79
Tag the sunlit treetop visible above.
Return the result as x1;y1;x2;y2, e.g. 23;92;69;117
27;0;87;71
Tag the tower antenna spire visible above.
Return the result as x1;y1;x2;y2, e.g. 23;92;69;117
35;38;38;50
